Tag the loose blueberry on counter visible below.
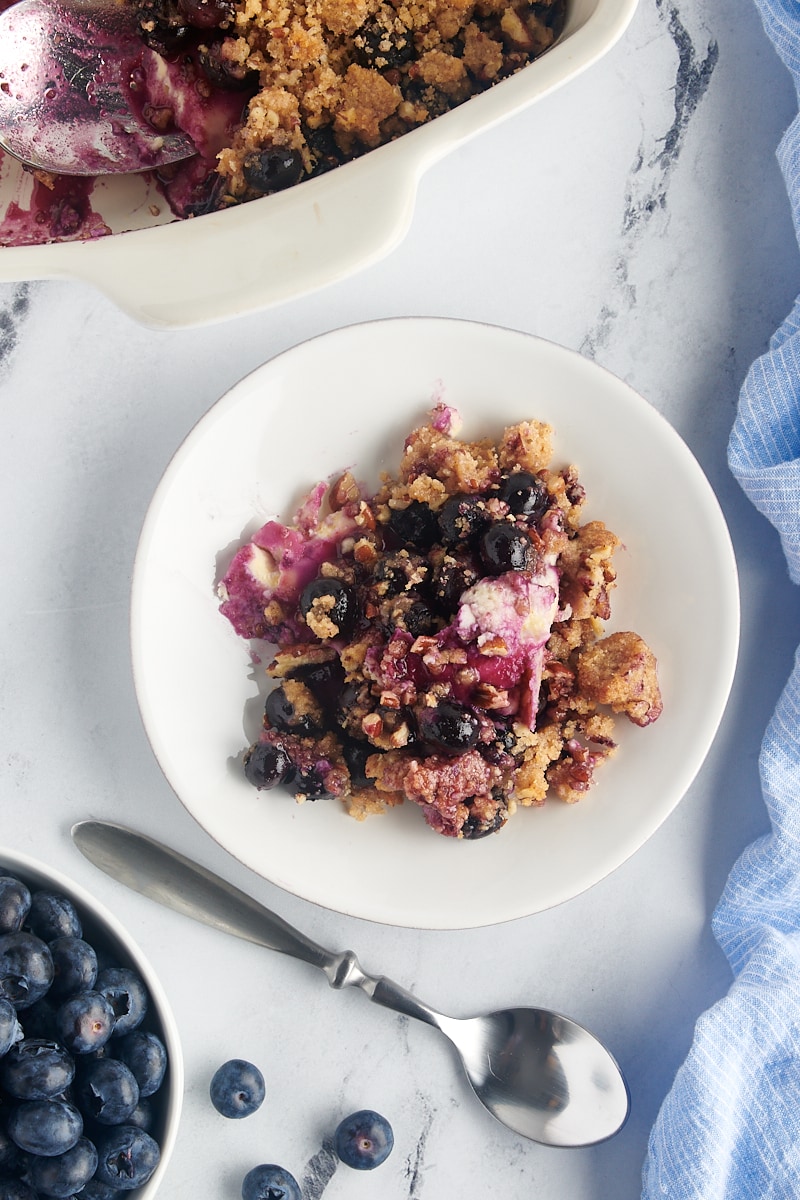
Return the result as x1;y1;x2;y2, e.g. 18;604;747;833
495;472;549;520
26;1134;98;1198
0;1038;75;1100
95;967;148;1037
0;932;54;1008
0;878;31;935
55;990;115;1054
299;578;358;639
241;1163;302;1200
49;936;98;1001
244;741;296;790
415;701;480;755
0;997;22;1056
479;522;534;573
26;892;82;941
333;1109;394;1170
93;1125;160;1191
210;1058;265;1119
387;501;440;550
7;1097;83;1157
75;1057;140;1125
115;1030;168;1098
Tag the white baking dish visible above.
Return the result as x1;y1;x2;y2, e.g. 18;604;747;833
0;0;637;328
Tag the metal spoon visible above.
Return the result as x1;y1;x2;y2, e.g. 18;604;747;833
71;820;630;1148
0;0;195;174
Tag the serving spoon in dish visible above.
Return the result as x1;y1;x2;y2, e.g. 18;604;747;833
0;0;196;173
72;819;630;1148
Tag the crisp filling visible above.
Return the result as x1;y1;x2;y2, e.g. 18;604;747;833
218;405;663;838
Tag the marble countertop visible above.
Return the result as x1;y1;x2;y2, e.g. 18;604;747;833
2;0;800;1196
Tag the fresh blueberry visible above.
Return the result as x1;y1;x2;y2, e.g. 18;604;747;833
115;1030;167;1098
333;1109;394;1169
26;892;82;941
0;1126;23;1176
75;1056;140;1125
210;1058;265;1118
479;522;534;573
387;501;440;550
415;701;480;755
18;995;58;1040
49;936;98;1000
95;967;148;1037
0;1038;75;1099
7;1097;83;1156
0;932;54;1008
74;1179;120;1200
0;996;23;1056
125;1097;155;1133
0;1181;37;1200
299;578;358;639
495;472;549;520
0;878;31;935
93;1125;160;1190
26;1134;99;1198
241;1164;302;1200
243;741;295;790
55;990;115;1054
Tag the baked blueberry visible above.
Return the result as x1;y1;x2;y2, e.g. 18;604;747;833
300;578;357;639
437;494;490;545
94;1125;160;1190
209;1058;265;1118
415;701;480;754
479;522;534;573
241;1163;301;1200
7;1098;83;1156
177;0;234;28
0;1038;75;1100
0;932;54;1009
496;471;549;520
242;147;304;194
244;741;295;790
333;1109;394;1170
387;501;440;550
264;685;321;736
26;1135;98;1198
0;877;31;935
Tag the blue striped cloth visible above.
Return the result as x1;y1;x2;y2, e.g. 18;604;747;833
641;2;800;1195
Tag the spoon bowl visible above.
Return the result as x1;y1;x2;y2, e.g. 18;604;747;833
71;819;630;1147
0;0;195;174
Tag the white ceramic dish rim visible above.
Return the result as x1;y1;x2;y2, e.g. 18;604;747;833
0;843;184;1199
129;316;740;930
0;0;638;329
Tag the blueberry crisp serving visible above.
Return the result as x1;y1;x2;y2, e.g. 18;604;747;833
218;405;662;839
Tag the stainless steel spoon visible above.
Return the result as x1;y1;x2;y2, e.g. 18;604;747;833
71;820;630;1148
0;0;195;174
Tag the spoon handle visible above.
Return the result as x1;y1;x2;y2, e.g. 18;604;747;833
70;821;443;1029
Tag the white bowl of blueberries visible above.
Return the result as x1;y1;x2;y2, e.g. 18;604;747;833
0;848;183;1200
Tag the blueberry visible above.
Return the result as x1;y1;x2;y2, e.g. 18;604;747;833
479;523;534;573
49;936;98;1000
125;1097;155;1133
0;1126;23;1176
26;892;82;941
0;932;54;1008
292;764;333;799
95;967;148;1037
415;701;480;755
26;1134;98;1198
437;494;490;545
243;741;295;790
115;1030;167;1098
292;658;346;709
93;1125;160;1190
0;1182;37;1200
430;557;480;615
341;738;372;789
0;1039;75;1100
75;1056;140;1125
241;1164;302;1200
242;147;304;194
496;471;549;520
7;1097;83;1156
0;996;22;1056
55;990;115;1054
198;39;259;89
333;1109;394;1170
77;1179;122;1200
299;578;357;639
264;685;321;736
18;995;58;1041
0;878;31;935
177;0;234;29
210;1058;265;1118
387;501;440;550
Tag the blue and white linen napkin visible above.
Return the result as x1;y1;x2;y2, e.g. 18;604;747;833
642;1;800;1195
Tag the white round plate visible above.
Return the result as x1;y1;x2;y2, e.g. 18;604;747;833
131;318;740;929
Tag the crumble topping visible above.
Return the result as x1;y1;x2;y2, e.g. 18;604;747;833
217;404;663;838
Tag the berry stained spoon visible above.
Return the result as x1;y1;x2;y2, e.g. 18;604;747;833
0;0;195;174
71;819;630;1148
